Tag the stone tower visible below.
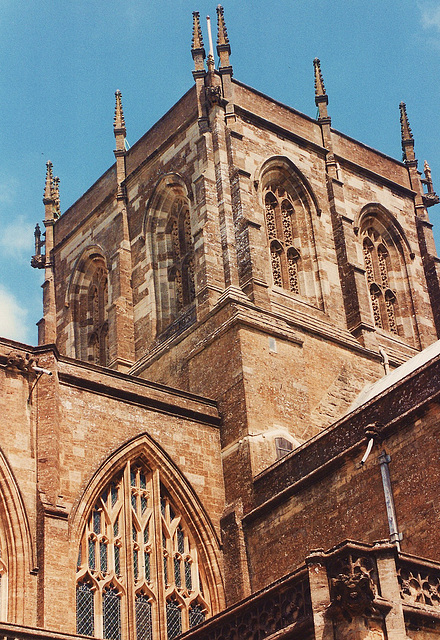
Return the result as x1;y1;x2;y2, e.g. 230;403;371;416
17;7;440;638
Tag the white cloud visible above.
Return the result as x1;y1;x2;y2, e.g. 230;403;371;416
419;2;440;31
0;216;34;258
0;176;19;205
0;285;29;343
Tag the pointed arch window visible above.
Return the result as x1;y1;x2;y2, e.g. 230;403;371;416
167;199;195;316
72;253;110;366
264;186;300;293
87;264;109;365
76;463;209;640
362;229;399;335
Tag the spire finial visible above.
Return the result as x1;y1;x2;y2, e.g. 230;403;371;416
216;5;231;68
313;58;326;99
192;11;204;50
43;161;54;203
399;101;413;143
399;102;416;164
114;90;126;133
217;5;229;47
313;58;329;119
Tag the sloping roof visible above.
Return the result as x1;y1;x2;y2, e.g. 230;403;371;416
349;339;440;411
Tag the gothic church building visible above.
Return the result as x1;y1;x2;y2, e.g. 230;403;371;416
2;7;440;640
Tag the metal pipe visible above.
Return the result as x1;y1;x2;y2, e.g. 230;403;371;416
360;437;375;465
379;346;390;375
378;451;402;550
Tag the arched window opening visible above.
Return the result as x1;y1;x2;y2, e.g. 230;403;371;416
264;187;301;294
167;200;195;316
76;462;210;640
71;252;110;366
87;266;109;365
148;182;197;336
362;229;400;335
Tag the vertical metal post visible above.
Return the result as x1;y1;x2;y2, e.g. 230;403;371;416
378;451;402;550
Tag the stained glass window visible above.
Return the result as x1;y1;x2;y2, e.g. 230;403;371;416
76;463;210;639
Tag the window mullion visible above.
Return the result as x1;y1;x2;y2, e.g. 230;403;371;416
123;463;136;640
152;469;166;639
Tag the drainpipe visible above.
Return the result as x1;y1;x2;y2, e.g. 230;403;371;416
360;425;403;550
378;451;403;550
379;346;390;375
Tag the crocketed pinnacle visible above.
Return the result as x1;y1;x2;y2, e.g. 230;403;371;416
192;11;204;50
53;176;61;217
399;102;413;142
313;58;326;97
43;161;54;203
114;90;126;131
216;5;229;46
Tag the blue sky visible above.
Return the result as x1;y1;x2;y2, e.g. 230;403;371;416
1;1;440;345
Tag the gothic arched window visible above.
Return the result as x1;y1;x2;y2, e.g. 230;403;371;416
147;178;196;336
87;264;109;365
76;462;209;640
70;251;110;366
167;199;195;315
264;186;301;293
260;160;322;308
362;229;399;335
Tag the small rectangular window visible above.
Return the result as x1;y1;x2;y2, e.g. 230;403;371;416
275;437;293;460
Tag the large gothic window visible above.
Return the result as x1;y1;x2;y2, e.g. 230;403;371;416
76;462;209;640
264;186;301;294
260;160;322;308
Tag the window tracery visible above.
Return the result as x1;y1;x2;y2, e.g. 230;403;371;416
264;186;300;293
259;160;323;308
76;462;209;640
362;228;399;335
167;199;196;315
